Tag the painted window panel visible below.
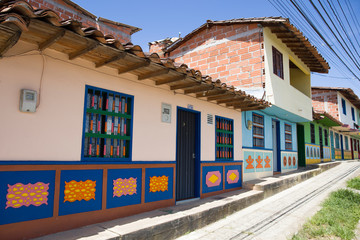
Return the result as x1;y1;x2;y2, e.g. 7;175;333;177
324;129;329;146
82;86;134;161
335;133;340;149
310;123;315;144
345;136;349;150
285;123;292;150
215;116;234;160
272;46;283;79
342;98;346;115
253;113;264;148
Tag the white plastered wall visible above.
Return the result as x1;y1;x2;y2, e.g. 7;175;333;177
337;92;359;127
263;27;312;121
0;41;242;161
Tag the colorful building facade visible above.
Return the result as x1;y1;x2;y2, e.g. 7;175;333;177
0;1;270;239
151;18;329;180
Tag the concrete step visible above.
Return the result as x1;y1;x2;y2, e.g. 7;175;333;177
34;161;342;240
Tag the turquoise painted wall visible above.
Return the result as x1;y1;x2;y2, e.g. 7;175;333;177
242;111;297;151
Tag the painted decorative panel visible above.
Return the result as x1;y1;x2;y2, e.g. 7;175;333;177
145;168;173;203
0;170;55;225
107;168;142;209
323;146;331;162
244;150;273;174
59;170;103;216
263;152;273;171
281;153;288;170
225;165;242;190
254;152;264;172
202;166;223;193
280;152;298;170
344;150;352;159
243;151;255;173
305;144;321;164
335;149;342;159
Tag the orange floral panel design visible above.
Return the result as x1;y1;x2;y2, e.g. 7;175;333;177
149;176;168;192
113;177;137;197
283;156;287;166
264;156;271;168
64;180;96;202
6;182;49;209
246;155;254;169
256;156;263;168
288;156;292;166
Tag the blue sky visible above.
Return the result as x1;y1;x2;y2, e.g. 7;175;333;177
72;0;360;97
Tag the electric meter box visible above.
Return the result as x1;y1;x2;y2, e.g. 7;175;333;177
161;103;171;123
20;89;37;112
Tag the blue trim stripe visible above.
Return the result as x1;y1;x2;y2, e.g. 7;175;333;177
0;161;176;165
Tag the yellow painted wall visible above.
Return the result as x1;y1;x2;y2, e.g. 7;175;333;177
263;28;312;121
0;41;243;161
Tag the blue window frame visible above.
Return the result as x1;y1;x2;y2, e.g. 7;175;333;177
285;123;292;150
351;107;355;121
342;98;346;115
215;116;234;160
253;113;264;148
81;85;133;161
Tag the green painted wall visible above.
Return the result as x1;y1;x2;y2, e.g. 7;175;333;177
302;121;330;146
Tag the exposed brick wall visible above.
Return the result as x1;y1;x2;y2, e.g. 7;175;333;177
163;24;264;89
311;89;339;121
25;0;132;43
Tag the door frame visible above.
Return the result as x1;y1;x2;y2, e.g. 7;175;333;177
340;134;344;159
175;107;201;201
272;119;281;172
297;124;306;167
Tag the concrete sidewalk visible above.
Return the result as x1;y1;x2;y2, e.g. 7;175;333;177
34;161;341;240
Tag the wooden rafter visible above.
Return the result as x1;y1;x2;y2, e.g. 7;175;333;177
0;31;21;57
184;85;213;94
38;29;65;51
196;89;227;98
118;61;150;74
69;42;98;60
170;81;198;90
217;96;247;104
226;99;253;107
155;75;187;86
207;93;234;101
138;68;169;80
241;106;267;111
95;52;126;68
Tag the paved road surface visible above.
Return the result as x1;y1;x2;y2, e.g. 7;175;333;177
177;161;360;240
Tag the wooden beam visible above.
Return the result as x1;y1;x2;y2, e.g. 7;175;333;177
196;90;227;98
138;68;169;80
155;75;187;85
38;29;65;51
226;99;253;107
95;52;126;68
217;96;247;104
118;61;150;74
207;93;234;101
184;85;213;94
69;42;98;60
0;31;21;57
241;106;268;111
170;82;198;90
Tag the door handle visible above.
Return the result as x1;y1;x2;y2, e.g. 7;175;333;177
192;153;196;159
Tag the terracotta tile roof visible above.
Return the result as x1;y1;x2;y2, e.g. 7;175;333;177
165;17;329;73
312;87;360;110
0;0;270;111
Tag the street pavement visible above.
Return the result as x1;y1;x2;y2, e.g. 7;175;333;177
177;161;360;240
